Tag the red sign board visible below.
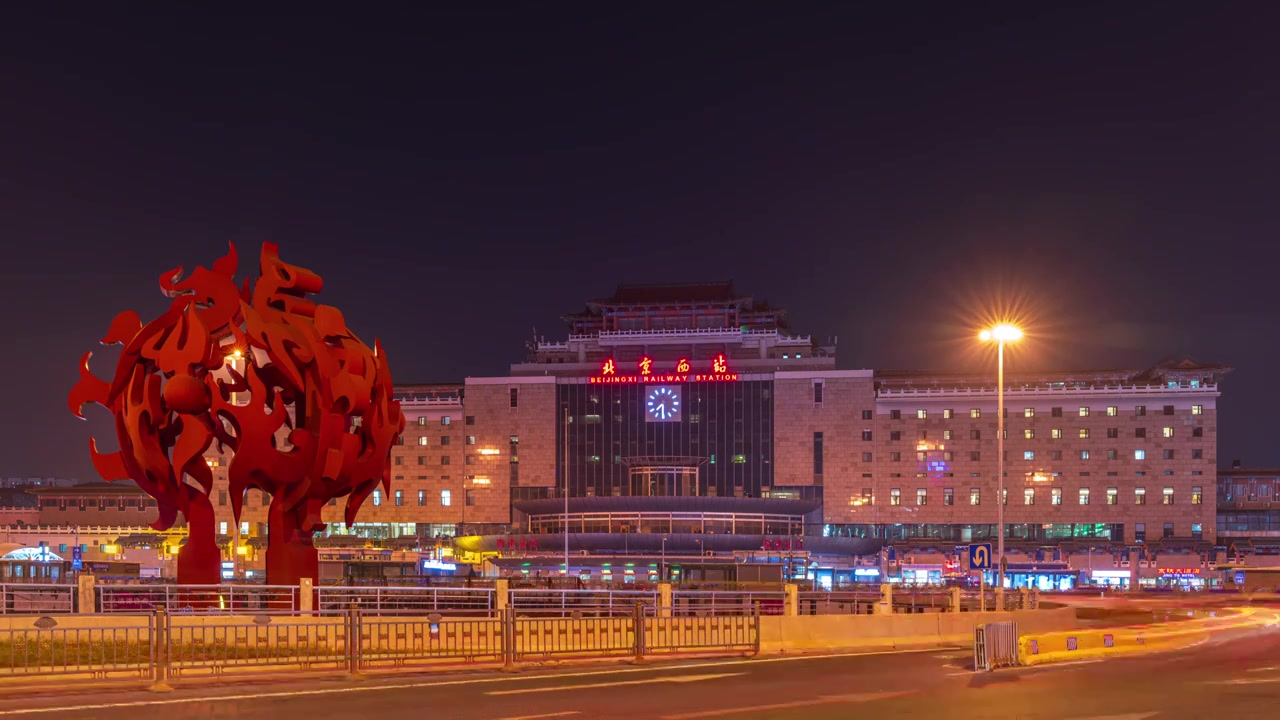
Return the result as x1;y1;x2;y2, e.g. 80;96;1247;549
590;354;739;384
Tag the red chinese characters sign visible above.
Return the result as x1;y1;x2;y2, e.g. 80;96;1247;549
589;354;739;384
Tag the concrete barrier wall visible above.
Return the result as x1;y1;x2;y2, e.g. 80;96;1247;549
759;607;1078;653
1018;608;1261;666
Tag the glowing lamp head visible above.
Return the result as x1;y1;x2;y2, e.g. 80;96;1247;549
231;349;244;360
981;324;1022;343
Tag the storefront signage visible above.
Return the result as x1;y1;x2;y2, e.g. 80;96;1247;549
589;354;739;384
422;560;457;572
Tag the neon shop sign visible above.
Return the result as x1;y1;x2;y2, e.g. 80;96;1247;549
588;354;740;384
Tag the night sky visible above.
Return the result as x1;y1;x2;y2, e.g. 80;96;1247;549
3;5;1278;481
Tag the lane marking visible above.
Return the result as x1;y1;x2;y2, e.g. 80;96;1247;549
1205;677;1280;686
660;691;915;719
1246;666;1280;672
0;646;954;716
495;713;581;720
486;673;744;696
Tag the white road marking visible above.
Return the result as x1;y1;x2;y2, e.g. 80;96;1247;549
1246;665;1280;672
494;707;586;712
660;691;914;719
486;672;744;695
0;646;953;717
1206;677;1280;686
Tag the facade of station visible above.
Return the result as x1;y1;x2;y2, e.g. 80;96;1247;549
7;282;1239;589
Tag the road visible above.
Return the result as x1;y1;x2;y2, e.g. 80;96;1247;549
2;616;1279;719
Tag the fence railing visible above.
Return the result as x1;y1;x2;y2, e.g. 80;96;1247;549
98;585;299;614
671;590;785;616
315;587;495;616
508;589;658;617
0;606;759;685
0;584;76;614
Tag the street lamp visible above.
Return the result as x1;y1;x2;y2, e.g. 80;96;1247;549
979;323;1022;590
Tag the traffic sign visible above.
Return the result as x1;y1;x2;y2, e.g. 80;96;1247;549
969;543;993;570
71;545;82;571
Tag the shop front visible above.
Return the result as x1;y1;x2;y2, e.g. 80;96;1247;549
1088;569;1132;588
986;563;1076;591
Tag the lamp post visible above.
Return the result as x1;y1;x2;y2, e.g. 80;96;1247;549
228;348;243;582
979;323;1022;590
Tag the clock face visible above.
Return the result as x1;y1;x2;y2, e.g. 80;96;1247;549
646;386;681;422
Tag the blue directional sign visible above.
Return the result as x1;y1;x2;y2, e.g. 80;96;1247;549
969;543;993;570
71;545;83;571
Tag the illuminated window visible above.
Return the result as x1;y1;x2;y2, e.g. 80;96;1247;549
1023;488;1035;505
1024;408;1035;418
944;488;954;505
1051;428;1062;439
970;488;981;506
890;489;901;506
1162;427;1175;438
417;437;428;446
944;409;954;419
1163;487;1174;505
1024;429;1035;439
917;451;927;462
372;491;381;506
1106;488;1118;505
1192;486;1203;505
1135;487;1146;505
1051;488;1062;505
1079;488;1090;505
1079;428;1090;439
944;429;953;440
417;417;427;426
441;416;451;426
395;490;403;506
1192;405;1203;415
219;521;228;535
418;490;426;506
1080;450;1090;460
971;409;981;419
1079;407;1090;417
1134;449;1146;460
917;409;927;419
441;490;452;506
1106;406;1118;417
1023;451;1035;460
916;488;927;506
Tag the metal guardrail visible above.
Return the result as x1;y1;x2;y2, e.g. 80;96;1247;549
671;590;785;616
508;589;658;617
316;587;495;616
974;621;1019;671
0;606;760;685
0;584;76;614
98;585;299;613
0;614;155;679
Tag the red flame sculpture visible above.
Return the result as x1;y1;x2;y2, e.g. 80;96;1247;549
69;243;404;586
